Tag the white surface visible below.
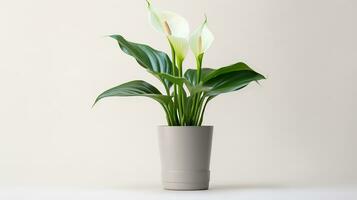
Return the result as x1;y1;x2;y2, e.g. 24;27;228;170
0;186;356;200
1;0;357;186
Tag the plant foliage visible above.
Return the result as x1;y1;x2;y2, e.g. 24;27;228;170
93;1;265;126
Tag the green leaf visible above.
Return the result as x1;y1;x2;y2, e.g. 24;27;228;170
202;62;265;96
93;80;172;106
157;73;195;93
184;68;215;85
158;73;186;86
110;35;176;89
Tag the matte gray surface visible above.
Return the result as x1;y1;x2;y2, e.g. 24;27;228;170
158;126;213;190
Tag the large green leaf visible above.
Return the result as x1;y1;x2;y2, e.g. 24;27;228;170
157;73;187;86
157;73;194;93
93;80;172;106
110;35;175;89
156;68;214;95
184;68;215;85
202;62;265;96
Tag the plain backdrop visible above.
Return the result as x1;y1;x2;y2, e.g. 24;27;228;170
0;0;356;187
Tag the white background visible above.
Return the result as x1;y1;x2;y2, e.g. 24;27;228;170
0;0;356;188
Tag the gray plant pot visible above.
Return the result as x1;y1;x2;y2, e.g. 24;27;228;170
158;126;213;190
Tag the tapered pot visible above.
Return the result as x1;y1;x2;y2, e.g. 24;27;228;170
158;126;213;190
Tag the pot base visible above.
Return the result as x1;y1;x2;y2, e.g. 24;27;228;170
163;182;209;191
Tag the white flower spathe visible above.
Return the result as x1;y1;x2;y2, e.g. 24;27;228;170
147;0;189;60
189;16;214;58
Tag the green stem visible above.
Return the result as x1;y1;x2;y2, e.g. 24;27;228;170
198;97;211;125
176;58;185;125
177;58;183;77
190;94;198;124
193;94;204;125
162;104;172;126
161;80;170;96
171;103;179;125
168;102;178;125
196;54;203;84
192;54;204;125
169;42;183;125
188;95;195;125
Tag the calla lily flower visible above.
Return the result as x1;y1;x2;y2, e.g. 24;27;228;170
189;16;214;58
147;0;189;61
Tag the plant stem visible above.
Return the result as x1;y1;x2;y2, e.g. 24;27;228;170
198;97;211;125
192;54;204;125
169;43;182;125
168;102;179;125
193;94;204;125
177;58;183;77
190;94;198;125
163;104;172;126
196;54;204;84
188;95;196;125
171;103;179;125
176;58;185;125
162;80;170;96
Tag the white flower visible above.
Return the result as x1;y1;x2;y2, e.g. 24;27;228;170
147;0;189;61
189;16;214;58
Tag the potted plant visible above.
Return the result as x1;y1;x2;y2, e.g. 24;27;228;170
93;1;265;190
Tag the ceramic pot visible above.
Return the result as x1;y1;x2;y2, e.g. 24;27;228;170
158;126;213;190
